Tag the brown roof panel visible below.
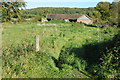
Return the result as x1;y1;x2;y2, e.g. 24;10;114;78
47;14;83;20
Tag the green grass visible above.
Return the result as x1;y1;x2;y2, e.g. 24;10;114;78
2;21;120;78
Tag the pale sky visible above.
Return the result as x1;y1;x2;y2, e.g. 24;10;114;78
26;0;114;9
26;0;113;2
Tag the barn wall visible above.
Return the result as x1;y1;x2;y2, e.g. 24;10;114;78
77;19;93;24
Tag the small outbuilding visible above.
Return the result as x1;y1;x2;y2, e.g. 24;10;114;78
47;14;93;24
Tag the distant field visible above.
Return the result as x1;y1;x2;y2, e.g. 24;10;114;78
2;21;119;78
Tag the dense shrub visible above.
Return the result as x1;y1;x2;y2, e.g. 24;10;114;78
89;34;120;79
55;31;120;79
99;34;119;78
60;64;73;71
31;15;42;22
57;49;87;72
73;58;87;71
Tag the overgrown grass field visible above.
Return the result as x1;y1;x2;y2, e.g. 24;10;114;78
2;21;120;78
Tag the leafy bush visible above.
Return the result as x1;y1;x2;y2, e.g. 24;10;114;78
58;49;87;72
31;15;42;22
60;64;73;71
89;34;120;79
22;14;35;19
58;52;75;65
73;58;87;71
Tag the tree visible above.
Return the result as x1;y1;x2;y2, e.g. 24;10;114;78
96;2;111;21
93;10;102;23
118;1;120;27
40;10;51;18
110;0;119;26
32;10;51;22
1;0;26;22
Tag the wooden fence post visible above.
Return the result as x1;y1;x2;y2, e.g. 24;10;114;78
36;35;40;52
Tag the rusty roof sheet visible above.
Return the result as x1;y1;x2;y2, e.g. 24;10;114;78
47;14;83;20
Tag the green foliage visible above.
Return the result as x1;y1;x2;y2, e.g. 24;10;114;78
100;35;119;78
22;14;35;19
2;41;87;78
30;10;51;22
94;1;120;26
3;41;35;78
2;22;120;78
58;46;88;71
60;64;73;71
39;10;51;18
96;2;111;21
74;58;87;71
93;10;102;23
1;0;26;22
31;15;42;22
59;52;75;65
89;34;120;79
23;7;94;16
110;2;119;25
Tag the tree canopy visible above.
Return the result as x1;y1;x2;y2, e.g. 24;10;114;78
1;0;26;22
96;2;111;21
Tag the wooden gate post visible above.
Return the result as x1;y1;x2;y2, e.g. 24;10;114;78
36;35;40;52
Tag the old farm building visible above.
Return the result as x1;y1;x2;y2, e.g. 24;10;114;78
47;14;93;24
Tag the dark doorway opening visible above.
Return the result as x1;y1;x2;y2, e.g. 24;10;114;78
69;19;77;22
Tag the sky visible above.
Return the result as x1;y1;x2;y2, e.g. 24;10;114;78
26;0;114;9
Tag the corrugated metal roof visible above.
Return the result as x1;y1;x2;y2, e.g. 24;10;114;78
47;14;92;20
47;14;82;20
